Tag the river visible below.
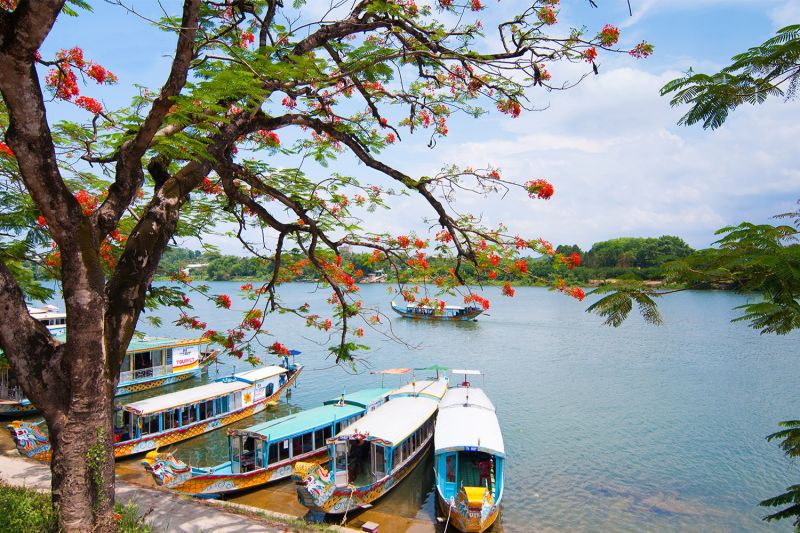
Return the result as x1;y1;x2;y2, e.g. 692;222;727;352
19;283;800;532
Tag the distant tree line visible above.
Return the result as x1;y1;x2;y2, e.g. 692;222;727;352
154;235;697;285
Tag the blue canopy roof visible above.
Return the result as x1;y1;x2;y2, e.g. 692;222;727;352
241;388;391;442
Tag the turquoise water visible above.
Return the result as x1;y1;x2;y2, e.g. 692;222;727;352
45;283;800;531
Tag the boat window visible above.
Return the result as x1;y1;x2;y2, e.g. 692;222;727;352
165;348;173;366
232;392;242;410
302;432;313;454
140;414;159;436
334;421;342;434
372;444;385;477
215;396;229;414
278;440;290;461
323;425;333;442
121;353;131;373
268;442;279;465
152;349;163;368
231;436;241;474
393;447;401;469
134;351;152;371
292;435;302;457
255;440;265;469
181;405;196;426
198;401;207;420
314;428;325;450
265;383;274;397
446;455;456;483
240;437;256;473
199;399;214;420
162;409;176;431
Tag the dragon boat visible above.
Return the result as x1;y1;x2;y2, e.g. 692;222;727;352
434;374;505;532
390;300;483;321
141;387;391;497
294;378;448;515
0;335;218;416
7;363;301;462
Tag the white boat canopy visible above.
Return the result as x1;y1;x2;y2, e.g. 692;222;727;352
336;395;438;447
389;379;448;400
434;387;505;458
124;366;286;415
451;369;481;375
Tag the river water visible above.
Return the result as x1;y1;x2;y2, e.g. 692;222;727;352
22;283;800;532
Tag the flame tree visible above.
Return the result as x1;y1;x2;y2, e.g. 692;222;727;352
0;0;649;529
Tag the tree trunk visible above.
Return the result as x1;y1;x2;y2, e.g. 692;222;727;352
45;392;116;532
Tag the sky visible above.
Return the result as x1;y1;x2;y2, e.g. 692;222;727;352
40;0;800;255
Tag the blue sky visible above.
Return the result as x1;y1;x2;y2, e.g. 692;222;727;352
40;1;800;254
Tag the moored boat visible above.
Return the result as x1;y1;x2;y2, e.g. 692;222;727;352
141;387;392;497
390;300;483;321
7;363;301;462
294;378;448;515
434;377;505;532
0;335;218;416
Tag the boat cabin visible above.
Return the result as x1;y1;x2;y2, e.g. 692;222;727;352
113;366;287;442
28;305;67;331
118;337;204;384
227;388;391;475
434;387;505;503
329;380;447;487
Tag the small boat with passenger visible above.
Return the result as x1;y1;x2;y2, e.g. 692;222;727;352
294;378;448;515
434;371;505;532
141;387;392;497
0;335;218;416
7;362;301;462
390;300;483;321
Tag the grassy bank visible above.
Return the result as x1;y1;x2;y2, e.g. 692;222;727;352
0;482;152;533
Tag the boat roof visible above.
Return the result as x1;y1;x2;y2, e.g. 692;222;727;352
451;369;482;376
337;395;439;446
389;379;448;400
434;387;504;457
124;366;286;415
241;388;392;441
126;336;206;353
321;387;393;407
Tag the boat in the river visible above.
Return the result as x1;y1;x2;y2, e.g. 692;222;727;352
7;363;302;462
361;270;388;283
0;335;218;416
141;387;392;497
390;300;483;321
27;305;67;332
294;378;448;515
434;374;504;532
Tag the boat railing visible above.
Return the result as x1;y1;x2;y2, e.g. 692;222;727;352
0;384;25;401
119;364;174;383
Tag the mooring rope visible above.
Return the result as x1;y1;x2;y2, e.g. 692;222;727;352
340;484;356;526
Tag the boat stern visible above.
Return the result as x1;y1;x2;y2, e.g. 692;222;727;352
6;420;51;462
141;450;192;488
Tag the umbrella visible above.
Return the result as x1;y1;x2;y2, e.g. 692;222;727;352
414;364;449;379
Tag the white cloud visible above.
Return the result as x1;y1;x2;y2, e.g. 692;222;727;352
769;1;800;28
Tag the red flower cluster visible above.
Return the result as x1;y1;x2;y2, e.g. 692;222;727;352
435;229;453;243
240;282;254;291
43;47;117;109
563;252;581;269
470;0;482;10
270;341;290;356
538;238;556;255
37;215;47;227
239;31;255;48
538;6;557;25
464;293;490;310
396;235;411;248
502;282;515;297
74;190;98;215
584;47;598;63
406;252;430;270
599;24;620;46
0;141;13;158
355;327;364;337
215;294;232;309
497;99;521;118
385;133;396;144
629;42;654;59
257;130;280;146
488;270;498;280
514;259;528;273
75;96;103;115
515;236;528;250
524;179;554;200
281;96;297;108
414;238;426;249
556;279;586;301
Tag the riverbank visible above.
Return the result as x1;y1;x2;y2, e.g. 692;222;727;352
0;451;350;533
